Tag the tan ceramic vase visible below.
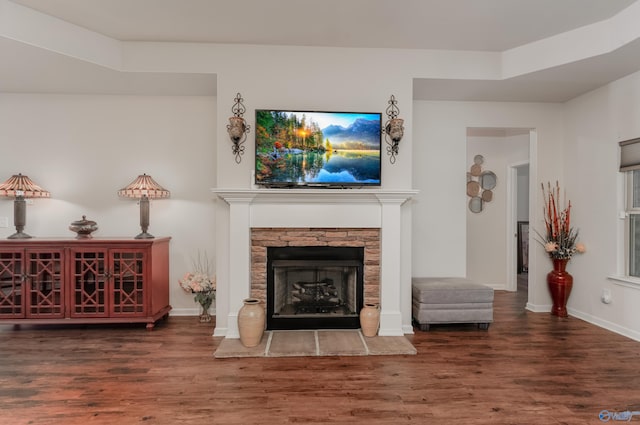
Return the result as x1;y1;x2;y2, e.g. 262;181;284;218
238;298;265;347
359;303;380;337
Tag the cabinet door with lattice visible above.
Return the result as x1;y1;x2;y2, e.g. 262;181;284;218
69;248;109;318
109;249;147;317
25;248;64;319
0;249;25;318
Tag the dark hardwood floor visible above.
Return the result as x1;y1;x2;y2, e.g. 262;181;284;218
1;290;638;425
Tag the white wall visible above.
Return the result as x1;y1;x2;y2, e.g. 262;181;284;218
0;94;217;314
409;70;640;341
0;44;420;326
197;45;416;335
466;134;529;289
1;38;639;340
412;101;565;310
563;69;640;340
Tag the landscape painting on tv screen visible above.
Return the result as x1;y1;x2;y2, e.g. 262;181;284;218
255;110;381;187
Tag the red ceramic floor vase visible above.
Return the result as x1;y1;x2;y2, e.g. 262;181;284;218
547;258;573;317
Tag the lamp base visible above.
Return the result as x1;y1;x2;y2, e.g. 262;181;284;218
8;231;32;239
134;231;155;240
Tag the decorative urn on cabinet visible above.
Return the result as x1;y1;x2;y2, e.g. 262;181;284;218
69;215;98;239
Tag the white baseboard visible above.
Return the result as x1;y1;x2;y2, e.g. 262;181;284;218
169;308;217;316
213;326;227;337
568;308;640;342
491;284;509;291
525;303;640;342
525;302;550;313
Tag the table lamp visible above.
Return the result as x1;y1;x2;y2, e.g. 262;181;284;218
118;173;170;239
0;173;50;239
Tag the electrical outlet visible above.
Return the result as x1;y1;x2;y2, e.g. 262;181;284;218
601;288;612;304
0;217;8;228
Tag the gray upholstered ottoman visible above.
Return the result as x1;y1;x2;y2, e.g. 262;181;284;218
412;277;494;331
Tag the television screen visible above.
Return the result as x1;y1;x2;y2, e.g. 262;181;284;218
255;110;381;187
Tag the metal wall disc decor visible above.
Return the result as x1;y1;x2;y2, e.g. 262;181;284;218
470;164;482;176
467;155;497;213
469;196;483;213
480;171;497;190
467;181;480;197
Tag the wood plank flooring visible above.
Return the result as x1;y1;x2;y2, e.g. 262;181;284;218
0;289;639;424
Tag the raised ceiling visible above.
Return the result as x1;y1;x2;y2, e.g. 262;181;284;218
9;0;634;50
3;0;640;101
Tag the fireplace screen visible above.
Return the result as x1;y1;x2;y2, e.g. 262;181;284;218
267;247;364;329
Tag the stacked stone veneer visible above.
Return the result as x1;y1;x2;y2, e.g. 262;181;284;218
251;228;381;306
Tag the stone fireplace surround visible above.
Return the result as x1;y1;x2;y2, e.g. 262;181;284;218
253;228;378;329
213;189;417;338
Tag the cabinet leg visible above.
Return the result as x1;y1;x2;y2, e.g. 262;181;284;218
146;323;155;331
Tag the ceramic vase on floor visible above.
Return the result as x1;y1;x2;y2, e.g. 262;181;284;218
360;303;380;337
547;258;573;318
238;298;265;347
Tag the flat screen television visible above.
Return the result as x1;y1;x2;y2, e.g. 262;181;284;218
255;109;381;187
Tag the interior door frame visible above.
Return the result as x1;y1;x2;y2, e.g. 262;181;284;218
507;160;529;291
506;129;536;299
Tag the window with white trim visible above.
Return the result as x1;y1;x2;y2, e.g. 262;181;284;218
621;137;640;277
626;170;640;277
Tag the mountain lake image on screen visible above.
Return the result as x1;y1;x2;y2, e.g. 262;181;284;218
255;110;382;187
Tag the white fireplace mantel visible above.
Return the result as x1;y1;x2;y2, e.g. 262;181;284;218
213;188;419;204
212;188;418;338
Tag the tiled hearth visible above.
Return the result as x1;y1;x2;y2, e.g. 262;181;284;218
213;189;417;338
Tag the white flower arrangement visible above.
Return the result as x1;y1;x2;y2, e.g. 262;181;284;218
178;250;215;292
178;251;216;321
178;271;216;294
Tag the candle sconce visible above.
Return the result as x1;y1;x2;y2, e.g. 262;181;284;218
227;93;251;164
382;95;404;164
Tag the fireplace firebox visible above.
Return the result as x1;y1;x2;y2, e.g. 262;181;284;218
267;246;364;330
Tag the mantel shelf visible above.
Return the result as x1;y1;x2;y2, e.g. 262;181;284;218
211;188;419;204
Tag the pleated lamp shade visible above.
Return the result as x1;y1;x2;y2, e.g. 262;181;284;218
118;173;170;199
0;173;50;198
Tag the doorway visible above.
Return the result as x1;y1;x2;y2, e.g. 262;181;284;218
512;163;529;295
466;128;531;296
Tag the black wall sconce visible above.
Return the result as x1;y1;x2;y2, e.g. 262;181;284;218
382;95;404;164
227;93;251;164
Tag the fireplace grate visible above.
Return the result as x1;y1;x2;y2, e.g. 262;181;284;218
267;246;364;330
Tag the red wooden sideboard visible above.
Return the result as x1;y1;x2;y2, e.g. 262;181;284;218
0;237;171;330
